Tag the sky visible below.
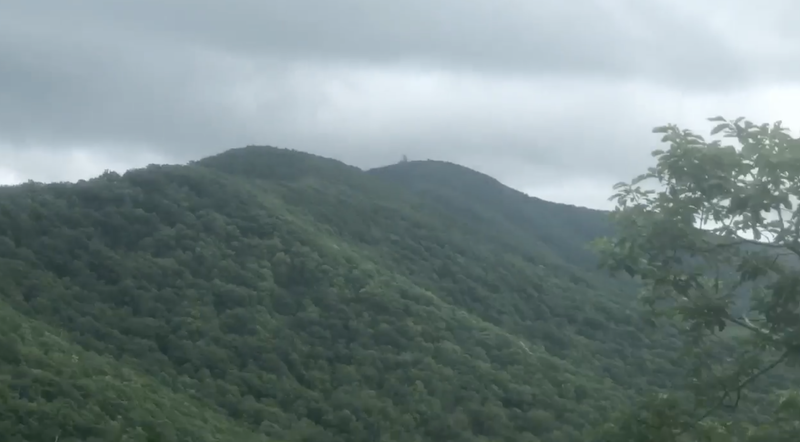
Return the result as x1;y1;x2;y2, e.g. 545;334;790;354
2;0;800;209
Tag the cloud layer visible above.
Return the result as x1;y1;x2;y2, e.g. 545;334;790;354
3;0;800;208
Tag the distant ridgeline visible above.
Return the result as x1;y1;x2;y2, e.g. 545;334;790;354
0;145;790;442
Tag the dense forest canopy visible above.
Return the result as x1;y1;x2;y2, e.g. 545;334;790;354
0;124;796;441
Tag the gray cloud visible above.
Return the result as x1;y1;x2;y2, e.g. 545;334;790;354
2;0;800;208
1;0;761;87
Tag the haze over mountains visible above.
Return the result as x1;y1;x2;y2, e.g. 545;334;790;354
0;146;783;442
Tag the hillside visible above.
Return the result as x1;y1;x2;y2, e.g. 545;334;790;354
0;146;772;441
369;160;613;272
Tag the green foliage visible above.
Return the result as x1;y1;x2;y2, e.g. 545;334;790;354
594;117;800;441
0;299;266;442
0;145;790;441
370;160;617;272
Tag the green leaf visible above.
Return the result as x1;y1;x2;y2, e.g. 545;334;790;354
710;123;729;136
597;115;800;439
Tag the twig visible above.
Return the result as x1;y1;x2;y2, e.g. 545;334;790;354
676;350;789;436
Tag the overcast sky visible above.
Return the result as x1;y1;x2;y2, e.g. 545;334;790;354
2;0;800;209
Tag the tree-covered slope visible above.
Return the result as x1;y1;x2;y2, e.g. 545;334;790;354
0;146;758;441
369;160;613;272
0;298;266;442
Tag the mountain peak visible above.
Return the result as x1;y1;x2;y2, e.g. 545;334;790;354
371;159;506;189
0;143;784;441
196;145;361;182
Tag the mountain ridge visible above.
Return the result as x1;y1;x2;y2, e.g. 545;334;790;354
0;145;777;442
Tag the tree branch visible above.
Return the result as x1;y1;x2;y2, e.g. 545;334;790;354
676;350;789;436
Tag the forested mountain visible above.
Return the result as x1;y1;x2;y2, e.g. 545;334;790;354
0;146;781;441
369;160;612;272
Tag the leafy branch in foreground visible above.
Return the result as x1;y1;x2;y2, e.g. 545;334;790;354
592;116;800;441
